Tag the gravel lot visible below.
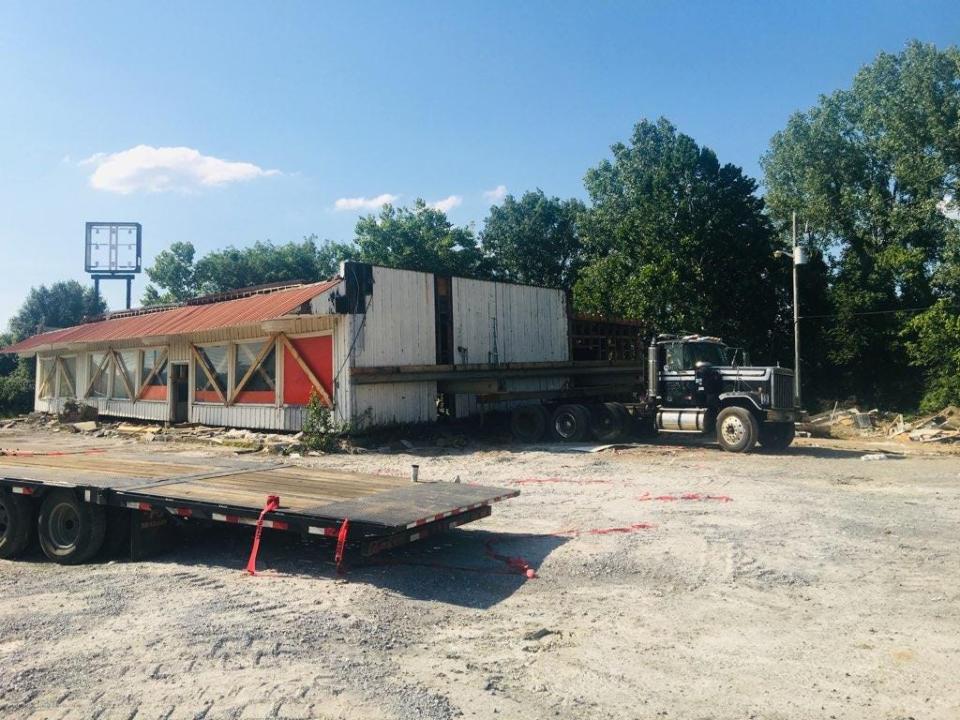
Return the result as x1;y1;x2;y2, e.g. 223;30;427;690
1;428;959;720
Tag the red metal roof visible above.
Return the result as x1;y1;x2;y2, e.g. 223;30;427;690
3;279;341;354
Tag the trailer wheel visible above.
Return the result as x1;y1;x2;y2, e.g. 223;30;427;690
37;490;106;565
0;490;35;559
510;405;549;443
589;403;627;442
551;404;591;442
715;407;759;453
758;422;796;451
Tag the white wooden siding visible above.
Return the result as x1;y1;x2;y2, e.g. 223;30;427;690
338;266;438;427
450;278;569;364
449;277;569;417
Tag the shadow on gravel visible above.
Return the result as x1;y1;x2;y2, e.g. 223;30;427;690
132;522;565;609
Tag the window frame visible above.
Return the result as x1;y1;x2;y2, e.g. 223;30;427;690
192;342;230;405
56;355;78;399
37;357;56;399
139;347;169;402
232;337;279;405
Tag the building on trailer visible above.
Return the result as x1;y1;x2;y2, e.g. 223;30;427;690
2;262;573;431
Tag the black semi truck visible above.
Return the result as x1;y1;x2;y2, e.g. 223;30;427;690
500;332;798;453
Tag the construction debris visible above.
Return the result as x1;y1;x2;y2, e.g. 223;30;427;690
801;403;960;444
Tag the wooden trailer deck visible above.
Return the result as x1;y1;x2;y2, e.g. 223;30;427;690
0;443;518;561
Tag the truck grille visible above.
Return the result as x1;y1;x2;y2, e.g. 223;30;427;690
772;371;794;409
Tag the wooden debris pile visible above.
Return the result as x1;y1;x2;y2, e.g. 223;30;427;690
889;406;960;444
800;403;960;443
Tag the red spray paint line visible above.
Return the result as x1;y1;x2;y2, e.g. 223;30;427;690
637;492;733;503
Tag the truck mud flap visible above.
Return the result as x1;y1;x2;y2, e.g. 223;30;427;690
129;507;177;561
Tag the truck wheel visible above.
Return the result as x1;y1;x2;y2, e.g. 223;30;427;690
37;490;106;565
589;403;626;442
510;405;548;443
715;407;759;453
0;490;35;559
758;422;796;451
551;404;591;442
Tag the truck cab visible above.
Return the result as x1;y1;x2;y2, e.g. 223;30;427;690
650;334;797;452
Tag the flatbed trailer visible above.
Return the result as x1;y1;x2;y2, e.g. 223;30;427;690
0;445;518;566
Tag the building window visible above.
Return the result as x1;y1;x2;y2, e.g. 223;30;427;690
234;340;276;404
112;350;137;400
194;345;228;403
88;353;109;398
57;357;77;398
141;348;168;401
38;358;55;399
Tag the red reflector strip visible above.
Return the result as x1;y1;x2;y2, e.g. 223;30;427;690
126;501;151;511
11;486;34;495
308;526;338;537
174;507;192;518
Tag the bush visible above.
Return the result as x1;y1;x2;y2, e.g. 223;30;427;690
301;390;347;452
0;364;34;417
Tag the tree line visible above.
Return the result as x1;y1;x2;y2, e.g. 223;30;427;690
3;41;958;415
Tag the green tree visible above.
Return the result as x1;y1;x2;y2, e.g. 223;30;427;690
575;117;784;359
354;200;486;277
2;282;107;415
762;41;960;408
480;190;585;288
8;280;107;341
142;237;357;305
142;241;198;305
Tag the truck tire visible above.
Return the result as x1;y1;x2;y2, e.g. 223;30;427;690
37;489;106;565
715;407;759;453
510;404;549;443
589;403;627;442
758;422;796;451
551;404;591;442
0;489;35;559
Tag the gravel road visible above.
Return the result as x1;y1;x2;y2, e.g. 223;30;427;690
1;430;958;720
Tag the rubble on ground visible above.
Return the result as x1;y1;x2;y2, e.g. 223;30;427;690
0;412;311;454
801;403;960;444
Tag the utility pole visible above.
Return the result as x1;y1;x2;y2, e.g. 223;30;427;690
792;212;801;408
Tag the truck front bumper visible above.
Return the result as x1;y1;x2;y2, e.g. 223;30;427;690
764;409;798;423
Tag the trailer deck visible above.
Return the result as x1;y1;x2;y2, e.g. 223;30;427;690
0;440;518;564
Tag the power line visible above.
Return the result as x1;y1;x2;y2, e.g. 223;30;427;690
799;304;952;320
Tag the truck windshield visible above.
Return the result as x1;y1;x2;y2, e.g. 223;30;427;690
684;342;730;368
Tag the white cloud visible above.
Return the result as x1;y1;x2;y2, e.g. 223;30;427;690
333;193;400;211
429;195;463;213
483;184;507;203
82;145;279;194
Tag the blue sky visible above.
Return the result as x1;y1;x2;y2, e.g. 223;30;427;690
0;1;956;328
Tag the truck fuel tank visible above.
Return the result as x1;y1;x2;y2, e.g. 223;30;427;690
657;408;708;432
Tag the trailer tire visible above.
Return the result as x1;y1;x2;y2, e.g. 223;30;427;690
510;405;549;443
551;404;591;442
0;490;35;559
715;407;759;453
589;403;627;442
37;490;106;565
758;422;795;451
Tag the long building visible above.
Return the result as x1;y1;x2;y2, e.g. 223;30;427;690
2;262;573;431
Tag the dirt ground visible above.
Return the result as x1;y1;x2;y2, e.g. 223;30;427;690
1;427;959;720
